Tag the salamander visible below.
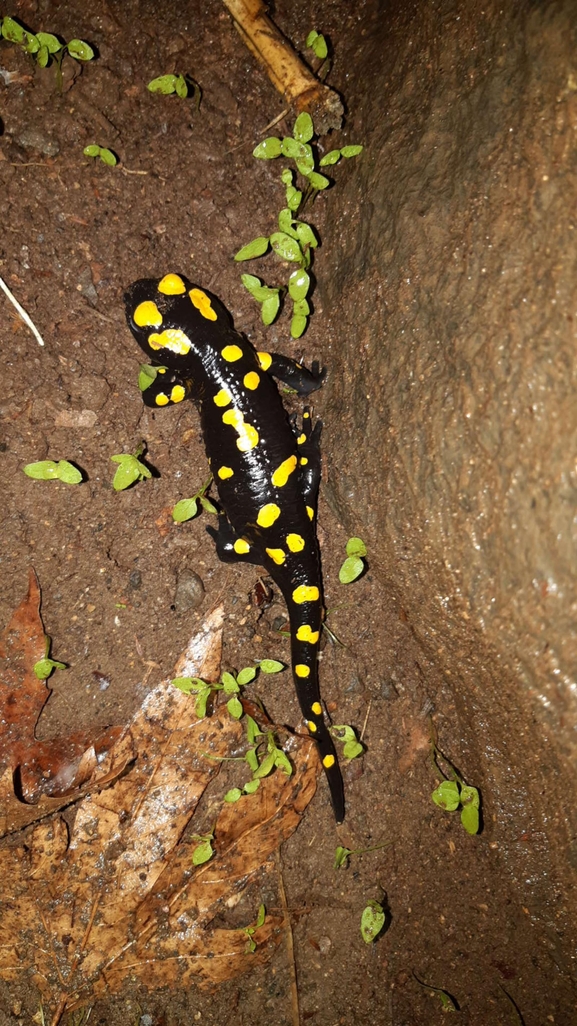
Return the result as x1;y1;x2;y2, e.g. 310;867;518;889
124;272;345;822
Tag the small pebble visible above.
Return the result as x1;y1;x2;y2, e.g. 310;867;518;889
173;568;205;613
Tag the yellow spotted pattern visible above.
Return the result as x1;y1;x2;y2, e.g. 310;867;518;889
306;506;314;520
222;344;243;362
271;454;297;488
243;371;260;390
155;393;169;406
307;720;318;732
295;664;310;678
257;351;272;370
311;701;323;715
296;433;307;445
213;388;232;407
257;503;281;528
189;288;217;321
286;533;305;552
292;585;320;604
170;385;186;403
148;328;192;355
323;754;336;769
134;300;162;328
222;408;259;452
218;466;234;480
266;547;286;565
296;625;319;644
158;273;186;295
300;457;309;466
234;539;250;555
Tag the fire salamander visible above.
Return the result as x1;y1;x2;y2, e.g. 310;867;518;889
124;272;345;822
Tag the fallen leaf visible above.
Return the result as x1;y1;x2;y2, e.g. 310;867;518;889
0;602;319;1022
0;570;123;832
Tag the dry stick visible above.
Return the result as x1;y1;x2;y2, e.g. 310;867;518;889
0;274;45;346
276;852;300;1026
222;0;343;133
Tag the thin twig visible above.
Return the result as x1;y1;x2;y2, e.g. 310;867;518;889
360;698;372;743
277;852;299;1026
0;274;45;346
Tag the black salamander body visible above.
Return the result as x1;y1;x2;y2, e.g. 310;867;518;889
124;272;344;822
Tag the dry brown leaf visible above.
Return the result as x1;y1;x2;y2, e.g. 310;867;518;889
0;571;124;834
0;604;319;1022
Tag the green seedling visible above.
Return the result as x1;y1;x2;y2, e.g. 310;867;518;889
110;444;152;491
330;723;363;760
413;971;459;1012
83;144;117;167
23;459;82;484
235;111;362;338
173;475;218;523
334;839;392;870
305;29;328;60
244;903;266;953
173;659;284;719
0;16;94;90
138;363;165;392
360;899;386;943
148;73;201;108
430;730;481;835
338;537;367;584
34;634;66;681
190;831;214;866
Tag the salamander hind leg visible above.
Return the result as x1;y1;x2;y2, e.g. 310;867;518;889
257;351;326;395
206;514;261;564
141;368;194;409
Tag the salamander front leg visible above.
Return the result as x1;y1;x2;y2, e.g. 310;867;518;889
257;351;326;395
141;367;194;409
206;514;261;564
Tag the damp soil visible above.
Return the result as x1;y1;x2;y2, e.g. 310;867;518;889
0;2;573;1024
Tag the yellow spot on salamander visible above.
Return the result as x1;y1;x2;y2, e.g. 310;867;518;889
189;288;217;321
257;503;281;528
265;547;286;565
296;625;319;644
213;388;232;407
296;433;307;445
292;585;320;604
218;466;234;480
257;351;272;371
307;720;317;732
155;393;169;406
234;539;250;555
221;344;243;362
170;385;186;403
148;328;192;355
243;371;260;390
300;457;309;466
271;455;297;488
311;701;322;715
303;411;310;418
286;533;305;552
134;300;162;328
306;506;314;520
222;408;259;452
158;367;166;374
295;664;310;678
158;273;186;295
323;754;336;769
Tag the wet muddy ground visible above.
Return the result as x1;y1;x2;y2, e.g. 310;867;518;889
0;1;575;1023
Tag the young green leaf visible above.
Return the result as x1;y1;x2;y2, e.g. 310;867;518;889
338;556;363;583
261;294;280;325
253;137;283;159
341;144;364;158
253;751;276;779
110;453;151;491
2;17;25;43
273;749;292;775
191;835;214;866
319;149;342;167
224;787;243;803
172;676;206;693
227;696;243;719
199;495;218;514
55;461;82;484
259;659;284;673
281;137;312;162
235;237;270;261
172;498;199;522
360;900;386;943
293;112;314;143
148;74;179;94
460;785;480;834
222;672;239;694
334;845;353;869
270;232;302;262
290;314;307;339
288;268;310;301
306;171;330;191
83;144;101;158
23;460;59;480
98;148;117;167
33;657;67;681
67;39;94;61
237;666;257;686
431;779;461;812
346;537;367;558
243;778;260;794
35;32;61;53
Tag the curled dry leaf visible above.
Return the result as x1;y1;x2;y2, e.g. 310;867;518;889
0;570;123;835
0;598;319;1022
